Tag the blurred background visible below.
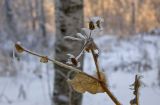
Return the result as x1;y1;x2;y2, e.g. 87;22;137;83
0;0;160;105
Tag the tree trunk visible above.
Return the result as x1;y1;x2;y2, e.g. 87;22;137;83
28;0;37;31
39;0;47;38
35;0;47;47
53;0;84;105
4;0;17;40
130;0;136;35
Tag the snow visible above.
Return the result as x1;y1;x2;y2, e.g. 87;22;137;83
0;35;160;105
83;71;160;105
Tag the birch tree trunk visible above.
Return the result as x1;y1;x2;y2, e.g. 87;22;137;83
53;0;84;105
130;0;136;35
4;0;17;40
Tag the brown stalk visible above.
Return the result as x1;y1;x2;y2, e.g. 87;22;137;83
91;49;121;105
15;43;101;82
134;75;140;105
135;75;139;105
15;43;121;105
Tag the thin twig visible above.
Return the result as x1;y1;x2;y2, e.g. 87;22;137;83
135;75;139;105
91;49;101;80
91;49;121;105
15;43;122;105
23;47;81;73
15;43;101;82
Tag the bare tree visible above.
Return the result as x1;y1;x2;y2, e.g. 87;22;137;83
53;0;84;105
4;0;17;40
130;0;137;35
35;0;47;47
28;0;37;31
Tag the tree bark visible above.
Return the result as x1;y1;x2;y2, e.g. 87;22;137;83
28;0;37;31
130;0;136;35
35;0;47;47
4;0;17;40
53;0;84;105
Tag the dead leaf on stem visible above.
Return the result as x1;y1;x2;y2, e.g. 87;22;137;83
68;72;105;94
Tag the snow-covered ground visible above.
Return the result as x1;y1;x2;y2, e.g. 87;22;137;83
0;35;160;105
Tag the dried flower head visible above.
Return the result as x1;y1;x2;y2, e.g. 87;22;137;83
15;42;24;53
89;17;104;30
89;21;95;30
64;17;103;67
66;54;80;67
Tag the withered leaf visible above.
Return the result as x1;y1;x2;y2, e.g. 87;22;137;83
40;56;48;63
68;72;105;94
15;42;24;53
94;72;107;84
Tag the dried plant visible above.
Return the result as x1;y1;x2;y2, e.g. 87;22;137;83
130;75;142;105
15;17;142;105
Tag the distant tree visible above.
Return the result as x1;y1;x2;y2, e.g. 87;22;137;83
130;0;136;35
4;0;17;40
53;0;84;105
28;0;37;31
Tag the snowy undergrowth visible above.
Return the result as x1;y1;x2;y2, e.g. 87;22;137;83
0;35;160;105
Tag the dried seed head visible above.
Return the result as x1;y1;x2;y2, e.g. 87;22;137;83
40;56;48;63
71;57;78;67
89;17;104;30
15;42;24;53
89;21;95;30
66;54;80;67
96;20;101;28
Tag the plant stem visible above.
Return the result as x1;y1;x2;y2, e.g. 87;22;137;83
16;43;121;105
19;45;100;82
136;89;139;105
135;75;139;105
91;49;101;80
23;48;81;73
91;49;121;105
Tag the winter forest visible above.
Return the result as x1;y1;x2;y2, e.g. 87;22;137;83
0;0;160;105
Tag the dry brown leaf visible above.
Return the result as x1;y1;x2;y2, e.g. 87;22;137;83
40;56;48;63
68;72;105;94
94;72;107;84
15;42;24;53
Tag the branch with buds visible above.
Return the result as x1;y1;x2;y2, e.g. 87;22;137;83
15;17;142;105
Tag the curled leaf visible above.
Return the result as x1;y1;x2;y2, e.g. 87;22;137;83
40;56;48;63
15;42;24;53
68;72;105;94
